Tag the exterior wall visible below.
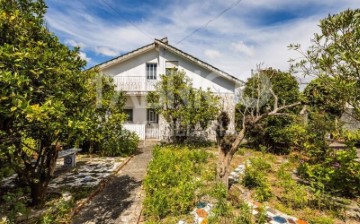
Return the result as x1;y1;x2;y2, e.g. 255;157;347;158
159;48;235;94
100;46;239;140
340;108;360;131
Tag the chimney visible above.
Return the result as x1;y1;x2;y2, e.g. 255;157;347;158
160;37;168;44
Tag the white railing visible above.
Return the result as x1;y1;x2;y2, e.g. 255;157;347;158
123;124;146;140
113;76;157;92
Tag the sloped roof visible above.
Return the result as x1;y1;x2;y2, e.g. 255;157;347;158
90;37;243;84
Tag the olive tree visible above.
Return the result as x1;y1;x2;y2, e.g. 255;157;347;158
215;68;301;187
235;68;300;153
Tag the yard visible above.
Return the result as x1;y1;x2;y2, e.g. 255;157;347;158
142;144;360;224
0;154;128;223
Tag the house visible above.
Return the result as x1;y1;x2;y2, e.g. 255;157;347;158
93;37;242;140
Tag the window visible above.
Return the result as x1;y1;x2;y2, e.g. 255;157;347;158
146;63;157;80
165;61;178;75
147;109;158;123
124;109;133;122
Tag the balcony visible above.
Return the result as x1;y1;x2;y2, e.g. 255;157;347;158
113;76;157;93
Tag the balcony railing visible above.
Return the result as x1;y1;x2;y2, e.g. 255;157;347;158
113;76;157;92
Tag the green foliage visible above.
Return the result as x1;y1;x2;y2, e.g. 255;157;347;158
1;188;29;223
242;157;272;202
277;163;309;209
303;77;345;119
309;216;334;224
299;147;360;198
290;8;360;121
143;146;209;220
256;206;267;224
147;70;219;143
39;197;74;224
236;68;300;152
233;201;253;224
211;183;232;217
0;0;138;204
101;129;139;156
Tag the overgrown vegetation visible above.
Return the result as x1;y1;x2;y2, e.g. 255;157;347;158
143;145;211;221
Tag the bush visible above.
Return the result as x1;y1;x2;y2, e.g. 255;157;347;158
298;147;360;198
101;129;139;157
242;157;272;202
143;146;209;220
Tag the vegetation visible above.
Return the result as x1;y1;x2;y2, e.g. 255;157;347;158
147;70;220;144
216;68;301;187
236;68;300;153
290;8;360;121
143;145;211;221
0;0;138;208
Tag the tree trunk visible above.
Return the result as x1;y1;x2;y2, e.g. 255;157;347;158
216;129;246;189
216;146;231;187
30;181;48;206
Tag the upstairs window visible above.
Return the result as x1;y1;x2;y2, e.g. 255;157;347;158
146;63;157;80
165;61;178;75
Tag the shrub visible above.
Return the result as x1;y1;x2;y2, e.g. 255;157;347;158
242;157;272;202
143;146;209;220
101;129;139;157
298;147;360;198
233;202;253;224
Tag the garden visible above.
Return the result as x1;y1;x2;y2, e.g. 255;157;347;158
142;142;360;224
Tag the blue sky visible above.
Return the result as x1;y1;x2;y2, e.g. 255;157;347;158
45;0;359;81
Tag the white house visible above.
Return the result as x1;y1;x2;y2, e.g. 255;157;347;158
93;38;242;140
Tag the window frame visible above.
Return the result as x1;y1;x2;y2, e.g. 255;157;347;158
147;109;159;123
146;63;157;80
124;109;133;122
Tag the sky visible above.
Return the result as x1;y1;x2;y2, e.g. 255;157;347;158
44;0;359;82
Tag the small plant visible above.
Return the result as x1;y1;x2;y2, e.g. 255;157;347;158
255;182;272;202
39;197;74;224
309;216;335;224
211;183;232;218
233;202;253;224
1;189;28;224
256;206;267;224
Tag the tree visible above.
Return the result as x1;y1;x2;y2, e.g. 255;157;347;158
235;68;300;152
147;70;220;143
0;0;133;205
289;8;360;121
216;68;301;187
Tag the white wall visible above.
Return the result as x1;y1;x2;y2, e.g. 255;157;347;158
101;47;236;94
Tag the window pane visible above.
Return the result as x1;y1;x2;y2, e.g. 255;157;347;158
124;109;133;122
146;63;157;80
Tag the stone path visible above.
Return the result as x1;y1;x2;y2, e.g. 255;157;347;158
72;141;156;224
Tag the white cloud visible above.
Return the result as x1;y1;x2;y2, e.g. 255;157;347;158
45;0;360;80
79;51;91;62
204;49;222;59
65;39;86;48
231;41;255;57
94;46;119;57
